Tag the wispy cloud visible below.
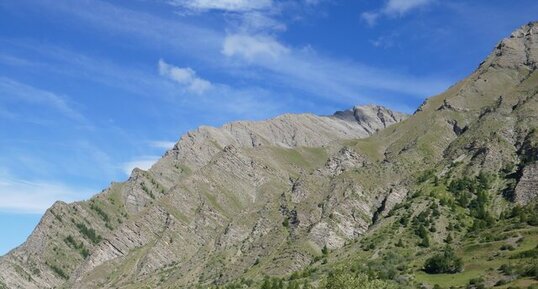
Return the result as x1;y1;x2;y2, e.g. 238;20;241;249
361;0;435;26
361;12;380;27
384;0;434;15
18;0;450;108
239;11;287;33
0;172;95;214
220;35;449;102
222;34;289;61
149;141;177;150
27;0;223;60
122;156;161;176
158;59;212;94
168;0;273;12
0;77;88;124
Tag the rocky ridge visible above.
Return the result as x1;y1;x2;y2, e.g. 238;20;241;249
0;105;407;289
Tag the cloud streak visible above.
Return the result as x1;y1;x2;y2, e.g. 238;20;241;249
220;35;450;102
0;173;95;214
222;34;289;60
149;141;177;150
20;0;450;106
168;0;273;12
361;0;435;26
0;77;89;125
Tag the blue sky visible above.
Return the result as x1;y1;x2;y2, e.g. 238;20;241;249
0;0;536;255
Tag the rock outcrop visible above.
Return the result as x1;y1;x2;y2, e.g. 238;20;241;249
515;162;538;205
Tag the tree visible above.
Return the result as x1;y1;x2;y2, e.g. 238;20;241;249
424;247;463;274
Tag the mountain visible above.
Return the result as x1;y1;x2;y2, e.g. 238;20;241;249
0;105;407;289
1;22;537;289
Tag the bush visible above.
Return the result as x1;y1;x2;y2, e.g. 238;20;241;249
48;263;68;279
324;271;396;289
64;235;90;258
500;244;515;251
424;247;463;274
90;202;110;223
76;222;102;244
321;245;329;256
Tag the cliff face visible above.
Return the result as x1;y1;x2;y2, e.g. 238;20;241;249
1;22;537;289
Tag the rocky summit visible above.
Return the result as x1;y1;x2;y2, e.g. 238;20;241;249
1;22;538;289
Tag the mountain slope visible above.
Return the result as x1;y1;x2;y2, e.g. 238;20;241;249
0;105;406;289
1;21;538;289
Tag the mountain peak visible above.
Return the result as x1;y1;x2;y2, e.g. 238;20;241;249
481;21;537;71
333;104;407;132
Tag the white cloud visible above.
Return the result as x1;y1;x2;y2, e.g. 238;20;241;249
149;141;176;150
158;59;212;94
384;0;433;15
26;0;450;108
0;174;94;214
360;11;380;26
220;33;449;101
168;0;273;12
240;12;287;33
222;34;289;61
122;156;160;176
361;0;434;25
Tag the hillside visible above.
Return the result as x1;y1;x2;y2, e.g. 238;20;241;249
1;21;537;289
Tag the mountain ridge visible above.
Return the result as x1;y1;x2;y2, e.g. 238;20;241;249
0;104;407;289
1;21;537;289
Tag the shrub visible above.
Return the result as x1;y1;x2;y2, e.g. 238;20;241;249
324;271;396;289
64;235;90;258
76;222;102;244
90;202;110;223
500;244;515;251
424;247;463;274
48;263;68;279
321;245;329;256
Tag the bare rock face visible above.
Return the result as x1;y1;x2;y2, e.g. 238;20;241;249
333;105;407;134
322;147;368;176
515;162;538;205
487;22;538;71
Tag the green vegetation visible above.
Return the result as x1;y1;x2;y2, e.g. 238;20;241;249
323;271;395;289
141;182;155;199
75;222;102;244
64;235;90;258
47;263;68;280
424;247;463;274
90;201;110;223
